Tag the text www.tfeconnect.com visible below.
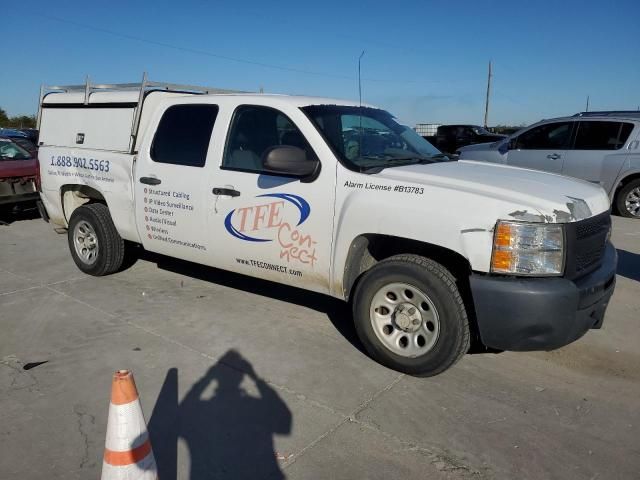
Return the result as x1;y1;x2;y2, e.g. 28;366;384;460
236;258;302;277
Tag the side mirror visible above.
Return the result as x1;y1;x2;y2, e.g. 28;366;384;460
262;145;319;180
498;139;513;155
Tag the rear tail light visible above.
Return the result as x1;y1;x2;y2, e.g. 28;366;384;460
35;155;42;192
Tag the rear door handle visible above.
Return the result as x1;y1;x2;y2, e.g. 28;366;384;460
546;153;561;160
212;187;240;197
140;176;162;185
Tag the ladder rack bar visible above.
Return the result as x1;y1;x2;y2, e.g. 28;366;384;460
36;84;45;130
42;81;243;95
84;75;90;105
129;72;149;152
39;74;250;153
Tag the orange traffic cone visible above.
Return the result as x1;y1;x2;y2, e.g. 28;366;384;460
101;370;158;480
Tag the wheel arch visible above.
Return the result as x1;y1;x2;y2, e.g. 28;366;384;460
60;184;107;225
613;172;640;215
342;234;472;302
614;171;640;193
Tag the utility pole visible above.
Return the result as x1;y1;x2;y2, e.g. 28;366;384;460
585;95;590;112
483;60;492;128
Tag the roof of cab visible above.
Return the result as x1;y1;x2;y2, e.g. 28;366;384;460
42;90;372;108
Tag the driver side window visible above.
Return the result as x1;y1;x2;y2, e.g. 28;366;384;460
515;122;573;150
222;105;315;173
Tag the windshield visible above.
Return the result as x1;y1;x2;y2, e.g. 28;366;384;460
0;140;31;160
301;105;447;172
471;126;491;135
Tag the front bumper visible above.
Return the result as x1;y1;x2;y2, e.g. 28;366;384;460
470;242;617;351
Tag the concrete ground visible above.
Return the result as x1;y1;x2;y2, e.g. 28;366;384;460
1;211;639;480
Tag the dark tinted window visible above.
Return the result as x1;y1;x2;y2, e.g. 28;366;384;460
0;139;31;160
516;122;572;149
12;138;36;153
151;104;218;167
223;105;315;173
574;121;634;150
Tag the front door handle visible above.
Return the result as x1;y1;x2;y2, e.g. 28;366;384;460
546;153;561;160
212;187;240;197
140;176;162;185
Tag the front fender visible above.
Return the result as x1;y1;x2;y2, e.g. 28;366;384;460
330;185;505;297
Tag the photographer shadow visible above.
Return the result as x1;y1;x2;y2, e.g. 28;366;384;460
616;249;640;282
141;350;292;480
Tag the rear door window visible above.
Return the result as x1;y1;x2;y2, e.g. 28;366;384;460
573;121;634;150
151;104;218;167
515;122;573;149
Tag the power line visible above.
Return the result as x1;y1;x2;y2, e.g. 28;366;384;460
35;13;354;80
32;12;438;85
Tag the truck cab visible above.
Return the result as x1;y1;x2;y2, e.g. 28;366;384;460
37;78;617;376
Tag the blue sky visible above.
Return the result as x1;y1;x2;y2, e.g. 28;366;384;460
3;0;639;126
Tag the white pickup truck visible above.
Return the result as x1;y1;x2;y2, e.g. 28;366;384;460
37;77;617;376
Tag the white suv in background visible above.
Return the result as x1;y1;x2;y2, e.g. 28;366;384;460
457;112;640;218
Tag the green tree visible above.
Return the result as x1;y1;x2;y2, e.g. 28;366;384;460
0;107;36;129
0;107;9;126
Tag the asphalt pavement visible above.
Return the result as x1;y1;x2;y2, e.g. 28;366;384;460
1;212;639;479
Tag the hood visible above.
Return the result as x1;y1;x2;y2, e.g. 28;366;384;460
375;160;609;223
457;141;502;153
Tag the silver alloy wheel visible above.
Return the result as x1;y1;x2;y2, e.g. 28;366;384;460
625;187;640;217
369;282;440;358
73;220;99;265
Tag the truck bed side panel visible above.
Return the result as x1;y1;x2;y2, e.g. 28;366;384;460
39;107;135;152
39;146;140;242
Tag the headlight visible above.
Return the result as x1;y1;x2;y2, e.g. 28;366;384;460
491;221;565;276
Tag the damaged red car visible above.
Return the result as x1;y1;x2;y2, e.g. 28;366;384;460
0;138;39;207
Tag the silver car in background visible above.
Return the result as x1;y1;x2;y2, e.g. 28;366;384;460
457;112;640;218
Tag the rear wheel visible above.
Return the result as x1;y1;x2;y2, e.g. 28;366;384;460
67;203;125;276
616;179;640;218
352;254;470;376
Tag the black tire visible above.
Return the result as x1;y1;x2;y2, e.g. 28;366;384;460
352;254;470;376
67;203;125;276
615;179;640;218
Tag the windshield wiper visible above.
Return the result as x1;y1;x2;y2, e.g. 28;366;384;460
357;153;449;174
358;157;422;174
380;154;448;164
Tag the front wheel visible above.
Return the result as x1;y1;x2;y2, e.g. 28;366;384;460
352;254;470;376
616;179;640;218
67;203;125;276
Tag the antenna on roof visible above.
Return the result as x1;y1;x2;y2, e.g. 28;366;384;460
357;50;366;162
358;50;365;107
483;60;492;128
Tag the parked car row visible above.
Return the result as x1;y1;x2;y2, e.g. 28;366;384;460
457;112;640;218
421;124;506;156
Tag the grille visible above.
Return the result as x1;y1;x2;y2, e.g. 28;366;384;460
576;215;609;239
575;244;605;273
565;211;610;279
